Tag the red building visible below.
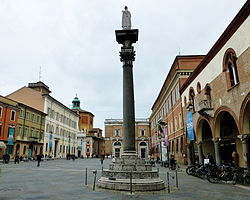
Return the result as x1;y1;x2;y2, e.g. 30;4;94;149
149;56;204;164
0;96;19;159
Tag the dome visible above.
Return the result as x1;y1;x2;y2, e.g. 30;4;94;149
72;96;81;109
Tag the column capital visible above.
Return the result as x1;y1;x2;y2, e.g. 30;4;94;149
212;137;221;143
238;134;250;143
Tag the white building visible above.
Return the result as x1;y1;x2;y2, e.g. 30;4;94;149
7;81;79;158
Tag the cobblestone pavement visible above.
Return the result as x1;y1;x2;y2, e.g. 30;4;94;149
0;159;250;200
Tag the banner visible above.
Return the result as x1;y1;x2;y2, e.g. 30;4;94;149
163;126;168;146
7;128;15;145
186;111;195;141
49;134;53;148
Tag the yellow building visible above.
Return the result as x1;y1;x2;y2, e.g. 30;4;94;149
104;118;150;158
16;103;46;159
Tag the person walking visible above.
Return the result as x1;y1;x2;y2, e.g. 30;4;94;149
36;154;42;167
14;153;20;164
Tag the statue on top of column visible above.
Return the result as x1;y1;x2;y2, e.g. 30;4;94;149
122;6;131;30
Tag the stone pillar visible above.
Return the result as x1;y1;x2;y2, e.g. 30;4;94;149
238;134;250;170
213;137;221;165
197;142;203;164
186;141;195;165
115;29;138;154
123;58;135;153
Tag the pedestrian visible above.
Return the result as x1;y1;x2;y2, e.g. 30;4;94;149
36;154;42;167
232;151;239;166
14;153;20;164
169;155;176;170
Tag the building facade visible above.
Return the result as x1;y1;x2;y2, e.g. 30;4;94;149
0;96;19;159
7;81;79;158
104;118;150;158
149;56;204;163
181;2;250;169
71;96;104;158
16;103;46;160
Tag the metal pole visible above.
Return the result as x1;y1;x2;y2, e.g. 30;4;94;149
85;168;87;185
167;172;170;193
130;171;132;194
93;170;97;191
175;169;178;188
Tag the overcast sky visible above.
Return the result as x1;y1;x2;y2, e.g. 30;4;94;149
0;0;246;131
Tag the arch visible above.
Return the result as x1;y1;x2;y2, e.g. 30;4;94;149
15;144;20;155
222;48;237;72
114;141;121;146
213;106;240;138
239;92;250;134
138;141;148;158
196;116;213;142
139;141;147;146
196;117;214;162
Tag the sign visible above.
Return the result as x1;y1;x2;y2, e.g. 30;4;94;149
7;128;15;145
49;134;53;148
186;111;195;141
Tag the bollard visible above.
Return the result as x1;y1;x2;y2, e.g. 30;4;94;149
130;171;132;194
175;169;178;188
93;170;97;191
85;168;88;185
167;172;170;193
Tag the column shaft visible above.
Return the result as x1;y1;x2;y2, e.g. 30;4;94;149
214;140;221;165
123;65;135;152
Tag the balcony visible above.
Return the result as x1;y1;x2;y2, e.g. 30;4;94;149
197;100;214;117
28;136;39;143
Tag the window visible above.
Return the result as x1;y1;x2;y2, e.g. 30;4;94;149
115;129;120;136
24;127;28;137
176;139;179;153
31;114;35;121
197;82;201;94
37;116;40;123
223;49;239;88
46;143;48;152
0;123;2;136
18;126;22;136
19;109;24;118
189;88;196;112
140;129;145;137
0;106;2;117
26;112;30;120
10;110;16;121
179;112;182;129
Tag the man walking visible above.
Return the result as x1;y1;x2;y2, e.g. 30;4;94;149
36;154;42;167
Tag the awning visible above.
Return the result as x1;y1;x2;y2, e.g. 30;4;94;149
0;141;6;148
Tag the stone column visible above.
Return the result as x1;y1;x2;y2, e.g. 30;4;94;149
186;141;195;165
213;137;221;165
197;142;203;164
238;134;250;170
116;29;138;154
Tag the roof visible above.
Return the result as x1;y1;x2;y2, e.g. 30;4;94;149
71;108;94;116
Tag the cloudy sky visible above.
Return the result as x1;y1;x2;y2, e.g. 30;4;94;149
0;0;246;130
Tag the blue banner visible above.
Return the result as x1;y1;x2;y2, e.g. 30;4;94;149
8;128;15;145
49;134;53;148
186;112;195;141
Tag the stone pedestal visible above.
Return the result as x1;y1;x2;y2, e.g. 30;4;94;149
98;154;165;191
